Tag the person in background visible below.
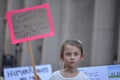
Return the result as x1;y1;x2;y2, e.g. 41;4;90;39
50;39;89;80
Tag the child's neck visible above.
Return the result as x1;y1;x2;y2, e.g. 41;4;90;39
61;67;79;78
64;67;78;73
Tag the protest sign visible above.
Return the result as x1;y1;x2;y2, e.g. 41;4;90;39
108;65;120;80
6;3;54;79
4;64;52;80
79;66;108;80
78;64;120;80
6;3;54;44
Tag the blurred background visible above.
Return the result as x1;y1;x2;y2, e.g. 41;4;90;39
0;0;120;77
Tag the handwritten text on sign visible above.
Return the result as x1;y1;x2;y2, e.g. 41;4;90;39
11;8;49;39
6;4;54;44
4;64;52;80
78;65;120;80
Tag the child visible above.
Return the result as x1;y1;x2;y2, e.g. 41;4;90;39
50;39;89;80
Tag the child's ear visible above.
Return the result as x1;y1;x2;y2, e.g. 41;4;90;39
59;54;64;61
80;54;84;61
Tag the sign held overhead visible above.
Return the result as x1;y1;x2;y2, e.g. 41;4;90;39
6;4;54;44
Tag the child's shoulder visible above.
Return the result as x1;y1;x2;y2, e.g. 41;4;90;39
49;70;60;80
79;71;89;80
50;70;61;77
52;70;60;75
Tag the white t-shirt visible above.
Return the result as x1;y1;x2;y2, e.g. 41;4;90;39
49;70;89;80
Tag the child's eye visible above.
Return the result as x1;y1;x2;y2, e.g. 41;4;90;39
66;53;70;56
74;52;79;56
65;52;71;56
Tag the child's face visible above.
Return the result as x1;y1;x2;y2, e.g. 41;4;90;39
62;44;83;68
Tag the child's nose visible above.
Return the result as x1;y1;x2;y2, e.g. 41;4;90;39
71;55;75;59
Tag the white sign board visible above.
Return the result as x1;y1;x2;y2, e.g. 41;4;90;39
4;64;52;80
78;65;120;80
108;65;120;80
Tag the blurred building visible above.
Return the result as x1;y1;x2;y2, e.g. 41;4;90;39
0;0;120;76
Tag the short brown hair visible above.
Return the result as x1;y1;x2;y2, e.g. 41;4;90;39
59;39;83;60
